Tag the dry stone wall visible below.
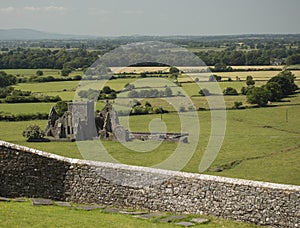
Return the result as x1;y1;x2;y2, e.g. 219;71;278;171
0;140;299;227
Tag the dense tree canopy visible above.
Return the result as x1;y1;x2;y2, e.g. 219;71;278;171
246;87;271;107
286;54;300;65
0;71;17;88
264;82;283;102
0;48;99;69
267;71;298;96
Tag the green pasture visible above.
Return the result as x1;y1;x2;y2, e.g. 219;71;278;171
0;103;54;114
2;69;83;78
179;70;300;82
14;81;78;101
0;201;258;228
14;81;78;93
216;70;300;81
3;69;60;77
0;72;299;185
14;79;136;101
0;98;299;185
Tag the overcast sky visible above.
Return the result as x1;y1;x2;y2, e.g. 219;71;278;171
0;0;299;36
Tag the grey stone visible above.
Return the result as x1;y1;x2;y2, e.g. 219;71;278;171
190;218;209;224
56;201;72;207
103;208;120;213
175;221;195;227
31;198;53;206
0;197;10;202
12;198;27;202
76;205;105;211
133;213;166;219
160;215;188;222
119;210;147;215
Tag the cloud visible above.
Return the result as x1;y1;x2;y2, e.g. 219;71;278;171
0;7;15;12
88;8;111;15
23;6;66;12
122;10;144;15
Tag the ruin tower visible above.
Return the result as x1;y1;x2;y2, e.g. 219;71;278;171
45;101;97;141
69;101;97;140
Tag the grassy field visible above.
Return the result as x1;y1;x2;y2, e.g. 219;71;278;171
10;79;272;112
0;103;54;114
14;78;136;101
0;69;300;186
0;99;299;185
215;70;300;81
178;70;300;82
3;69;83;78
0;201;258;228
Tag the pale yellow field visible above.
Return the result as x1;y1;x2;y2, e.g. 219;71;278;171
230;65;284;70
178;70;300;82
111;66;170;74
111;66;286;75
216;70;300;80
110;66;300;83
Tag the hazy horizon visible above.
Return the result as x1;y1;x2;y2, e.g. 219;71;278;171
0;0;299;36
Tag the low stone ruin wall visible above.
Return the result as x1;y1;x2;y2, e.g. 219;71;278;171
0;140;299;227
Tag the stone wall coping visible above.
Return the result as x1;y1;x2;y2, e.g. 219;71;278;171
1;140;300;192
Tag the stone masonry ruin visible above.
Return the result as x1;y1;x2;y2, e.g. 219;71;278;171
45;101;188;143
45;101;96;140
0;140;299;227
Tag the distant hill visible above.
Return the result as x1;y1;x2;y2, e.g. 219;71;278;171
0;28;95;40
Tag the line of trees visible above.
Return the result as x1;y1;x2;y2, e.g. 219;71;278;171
195;49;300;66
199;70;298;107
0;71;17;87
0;113;48;121
1;45;300;72
0;75;62;103
77;86;117;100
246;70;298;106
0;48;99;69
127;87;173;98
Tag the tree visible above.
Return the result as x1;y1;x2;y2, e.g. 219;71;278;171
61;68;71;76
277;70;298;92
246;87;271;107
286;54;300;65
169;66;180;74
209;75;222;82
199;88;210;96
214;63;233;72
22;124;45;140
55;101;68;116
241;86;254;95
0;71;17;88
36;70;43;76
124;83;135;90
264;82;283;101
268;71;297;96
246;75;255;86
140;72;147;78
223;87;238;96
145;101;152;107
128;90;139;98
233;101;243;109
164;87;173;97
102;86;112;94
